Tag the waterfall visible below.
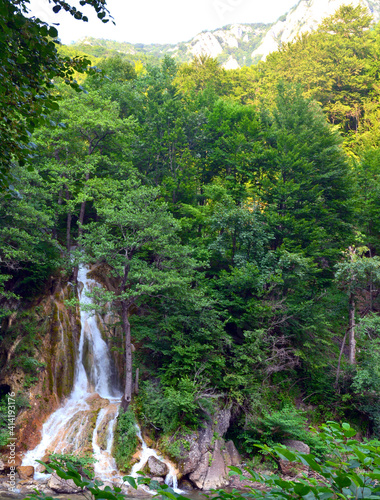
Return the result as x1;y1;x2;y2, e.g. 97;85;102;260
132;425;182;494
22;264;180;493
22;265;122;479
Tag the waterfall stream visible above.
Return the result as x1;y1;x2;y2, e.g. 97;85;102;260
132;425;182;494
22;264;180;492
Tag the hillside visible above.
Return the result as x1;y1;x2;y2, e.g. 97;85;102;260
70;0;380;67
71;22;271;68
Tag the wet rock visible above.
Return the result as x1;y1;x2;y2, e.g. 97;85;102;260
178;479;193;490
225;440;241;467
85;393;110;411
18;479;39;491
16;466;34;479
0;460;4;471
142;430;155;448
48;472;83;493
147;457;168;477
41;454;50;463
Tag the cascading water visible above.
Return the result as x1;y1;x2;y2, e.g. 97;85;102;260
131;425;182;494
22;264;181;492
22;265;122;481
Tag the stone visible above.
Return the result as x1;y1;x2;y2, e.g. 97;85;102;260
0;460;4;471
178;479;193;490
48;472;83;493
283;440;310;454
150;476;165;485
215;407;232;436
147;456;168;477
85;392;109;411
225;440;241;467
203;440;229;490
189;452;210;489
16;466;35;479
142;430;154;448
279;440;310;477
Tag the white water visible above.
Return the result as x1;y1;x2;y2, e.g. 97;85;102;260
132;425;182;494
22;265;120;478
22;264;181;492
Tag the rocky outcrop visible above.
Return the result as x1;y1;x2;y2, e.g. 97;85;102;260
0;279;80;458
252;0;380;61
165;406;241;490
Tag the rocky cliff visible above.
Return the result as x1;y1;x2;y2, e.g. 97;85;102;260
252;0;380;60
72;0;380;68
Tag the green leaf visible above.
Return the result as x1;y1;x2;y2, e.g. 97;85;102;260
122;476;137;489
294;484;311;496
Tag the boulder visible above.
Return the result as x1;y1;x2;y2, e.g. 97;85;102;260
41;454;50;463
203;440;229;490
147;457;168;477
48;472;83;493
151;476;165;485
189;452;210;489
16;466;35;479
225;440;241;467
283;440;310;454
279;440;310;477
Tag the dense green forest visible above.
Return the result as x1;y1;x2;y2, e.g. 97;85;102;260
2;1;380;468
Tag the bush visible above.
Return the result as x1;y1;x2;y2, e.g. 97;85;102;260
138;378;213;434
237;404;326;458
114;408;138;472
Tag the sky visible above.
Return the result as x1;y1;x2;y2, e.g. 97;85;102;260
28;0;298;45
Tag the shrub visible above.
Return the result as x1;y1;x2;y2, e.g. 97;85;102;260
114;408;138;472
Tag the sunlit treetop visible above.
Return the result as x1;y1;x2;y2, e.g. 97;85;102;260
0;0;112;190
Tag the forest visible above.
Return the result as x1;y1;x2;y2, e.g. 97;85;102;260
1;1;380;493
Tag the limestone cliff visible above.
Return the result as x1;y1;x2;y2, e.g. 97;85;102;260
252;0;380;61
72;0;380;68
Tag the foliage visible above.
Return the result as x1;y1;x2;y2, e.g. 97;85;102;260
0;0;112;188
114;408;138;472
138;378;215;434
26;423;380;500
5;2;380;455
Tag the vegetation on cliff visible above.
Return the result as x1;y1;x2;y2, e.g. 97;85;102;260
1;2;380;466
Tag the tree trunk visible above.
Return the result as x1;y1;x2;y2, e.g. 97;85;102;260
121;301;133;410
348;292;356;365
134;368;139;394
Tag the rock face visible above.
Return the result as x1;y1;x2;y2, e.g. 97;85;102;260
147;457;168;477
167;406;241;490
279;440;310;477
252;0;380;61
